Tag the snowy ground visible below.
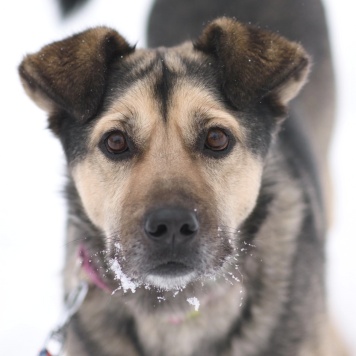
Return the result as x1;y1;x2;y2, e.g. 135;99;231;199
0;0;355;354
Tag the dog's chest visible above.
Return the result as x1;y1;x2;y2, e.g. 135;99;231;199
135;285;243;356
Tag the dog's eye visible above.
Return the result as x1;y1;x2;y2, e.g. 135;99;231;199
205;128;229;151
105;131;128;154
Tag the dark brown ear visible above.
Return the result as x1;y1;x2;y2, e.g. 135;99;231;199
195;17;310;112
19;27;134;132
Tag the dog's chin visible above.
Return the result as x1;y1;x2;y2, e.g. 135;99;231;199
145;272;197;290
145;263;197;290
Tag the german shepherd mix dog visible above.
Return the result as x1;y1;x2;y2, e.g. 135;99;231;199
19;0;346;355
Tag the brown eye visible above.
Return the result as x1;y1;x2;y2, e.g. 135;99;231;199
205;128;229;151
105;131;128;154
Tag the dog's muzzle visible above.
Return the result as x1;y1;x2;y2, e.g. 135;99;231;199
143;206;200;287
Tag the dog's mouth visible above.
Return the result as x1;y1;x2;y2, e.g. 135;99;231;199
149;261;193;277
108;258;197;292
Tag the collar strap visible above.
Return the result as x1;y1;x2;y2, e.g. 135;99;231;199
79;244;112;293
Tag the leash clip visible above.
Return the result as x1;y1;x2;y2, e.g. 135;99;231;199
38;281;89;356
63;281;89;323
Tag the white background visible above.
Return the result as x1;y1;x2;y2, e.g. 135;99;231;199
0;0;355;354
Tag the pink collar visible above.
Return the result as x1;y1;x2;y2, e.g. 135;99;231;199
79;244;112;293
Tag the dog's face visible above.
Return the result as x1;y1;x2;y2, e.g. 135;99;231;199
72;51;264;289
19;18;309;291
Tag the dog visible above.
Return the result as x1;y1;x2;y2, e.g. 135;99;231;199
19;0;347;354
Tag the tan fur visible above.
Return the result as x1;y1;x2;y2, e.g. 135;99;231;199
299;320;349;356
135;283;245;356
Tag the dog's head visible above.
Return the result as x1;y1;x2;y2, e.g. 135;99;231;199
19;18;309;291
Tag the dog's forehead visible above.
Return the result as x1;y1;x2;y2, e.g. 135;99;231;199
91;45;242;141
105;44;223;112
113;43;214;84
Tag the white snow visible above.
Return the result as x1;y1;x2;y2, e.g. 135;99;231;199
109;241;138;293
187;297;200;311
109;259;138;294
0;0;355;355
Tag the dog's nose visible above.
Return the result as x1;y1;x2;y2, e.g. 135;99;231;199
144;207;199;245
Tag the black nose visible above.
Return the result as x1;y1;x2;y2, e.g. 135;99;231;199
144;207;199;245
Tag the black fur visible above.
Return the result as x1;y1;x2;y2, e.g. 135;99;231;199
58;0;90;17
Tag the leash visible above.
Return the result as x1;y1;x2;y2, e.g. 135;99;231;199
38;243;109;356
38;281;88;356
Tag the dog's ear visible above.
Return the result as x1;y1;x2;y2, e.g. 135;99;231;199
19;27;134;134
195;17;310;113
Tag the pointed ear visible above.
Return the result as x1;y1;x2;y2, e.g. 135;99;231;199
19;27;134;133
195;17;310;112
